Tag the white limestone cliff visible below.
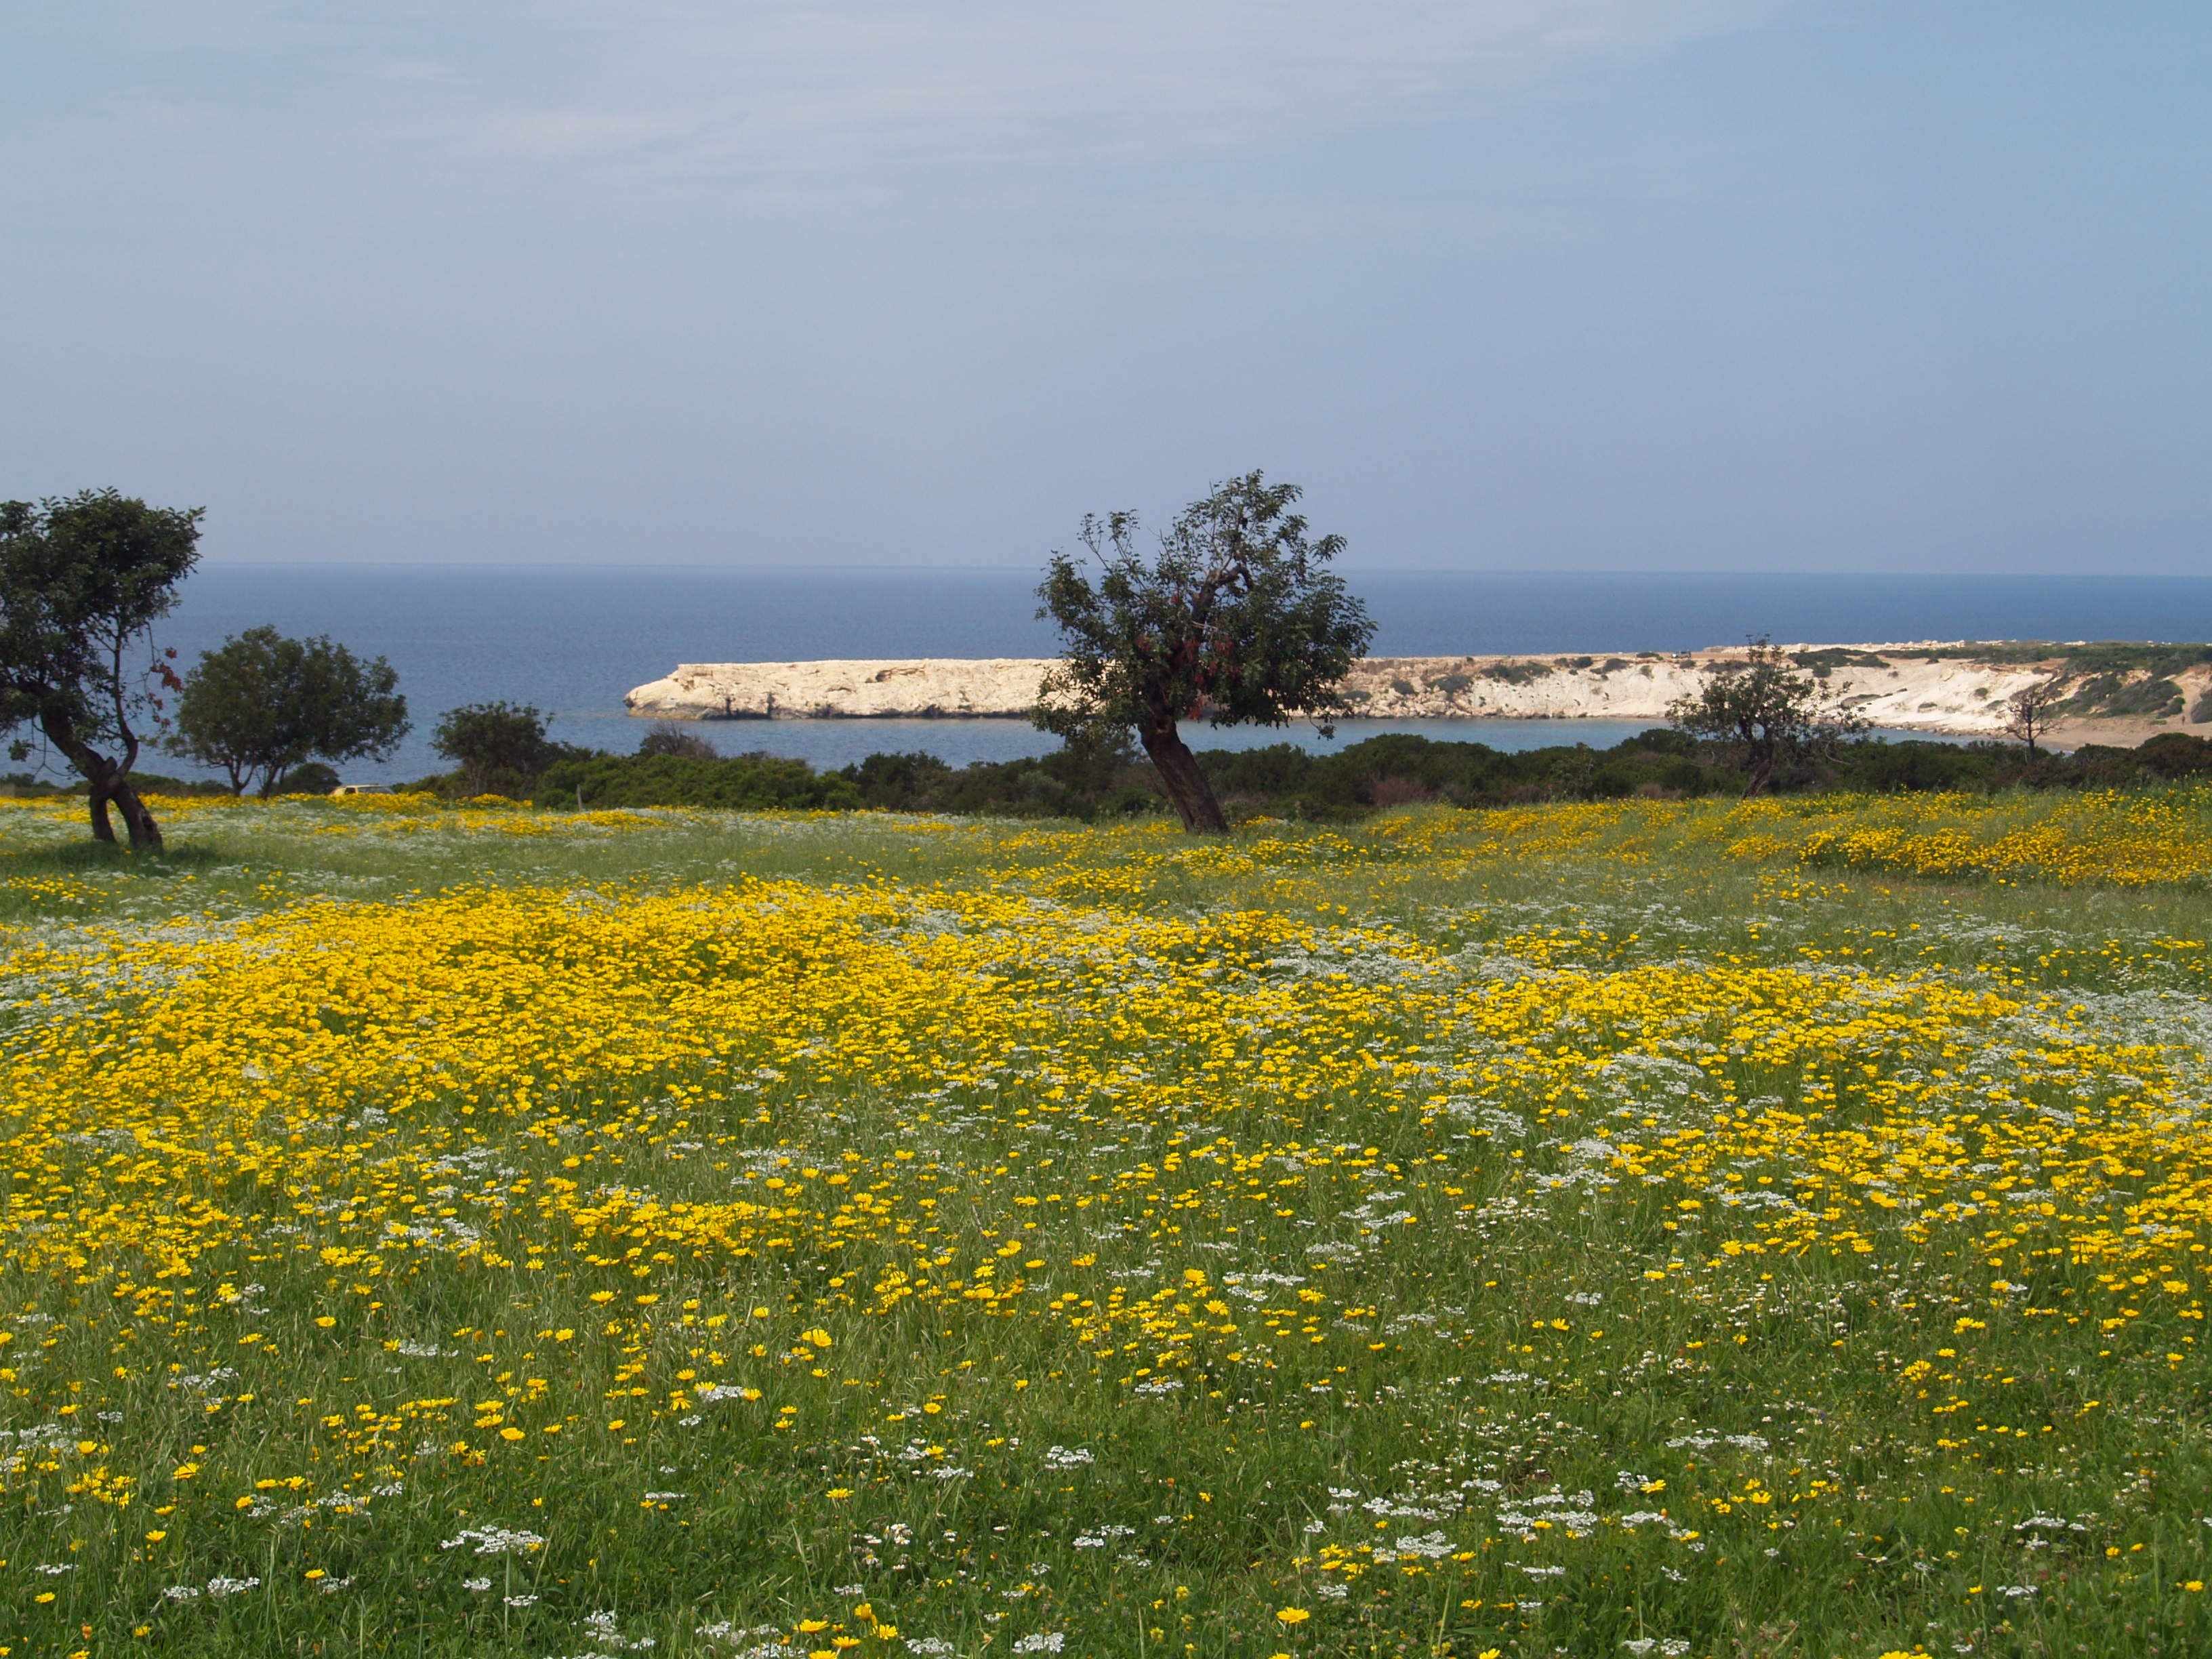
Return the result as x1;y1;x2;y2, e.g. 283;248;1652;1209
625;645;2212;745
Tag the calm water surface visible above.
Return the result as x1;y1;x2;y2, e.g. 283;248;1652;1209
148;566;2212;782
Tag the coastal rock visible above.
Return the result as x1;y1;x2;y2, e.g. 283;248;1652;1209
626;644;2212;745
625;658;1054;721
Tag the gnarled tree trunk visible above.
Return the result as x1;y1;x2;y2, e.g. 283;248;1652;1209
109;778;163;851
87;777;117;843
1139;716;1228;834
41;705;163;852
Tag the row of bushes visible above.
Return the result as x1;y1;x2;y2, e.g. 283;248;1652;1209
536;752;863;811
18;728;2212;823
506;727;2212;821
533;730;1154;819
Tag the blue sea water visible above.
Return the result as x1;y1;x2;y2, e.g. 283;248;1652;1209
146;565;2212;783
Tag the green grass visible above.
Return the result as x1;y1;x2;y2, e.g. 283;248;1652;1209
0;795;2208;1659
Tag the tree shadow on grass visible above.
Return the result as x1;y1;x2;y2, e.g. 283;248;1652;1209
0;838;236;882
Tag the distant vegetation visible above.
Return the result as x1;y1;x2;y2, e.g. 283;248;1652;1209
1848;640;2212;721
25;725;2212;823
14;490;2212;839
527;725;2212;821
1893;640;2212;673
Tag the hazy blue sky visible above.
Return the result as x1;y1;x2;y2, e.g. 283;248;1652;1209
5;2;2207;571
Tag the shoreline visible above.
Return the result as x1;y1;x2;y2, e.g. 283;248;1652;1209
626;643;2212;748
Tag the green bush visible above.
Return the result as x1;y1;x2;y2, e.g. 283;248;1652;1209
636;723;719;760
2135;732;2212;778
432;702;571;796
536;753;861;811
272;761;343;795
464;724;2212;823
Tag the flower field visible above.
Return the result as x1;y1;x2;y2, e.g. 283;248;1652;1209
1;791;2208;1658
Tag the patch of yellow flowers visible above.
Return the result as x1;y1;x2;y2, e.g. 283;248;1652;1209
1;786;2208;1656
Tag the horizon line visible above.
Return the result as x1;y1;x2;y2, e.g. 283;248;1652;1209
189;559;2212;581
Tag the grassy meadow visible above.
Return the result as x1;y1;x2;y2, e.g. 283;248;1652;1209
1;788;2209;1658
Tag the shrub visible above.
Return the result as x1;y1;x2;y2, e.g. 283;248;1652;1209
636;723;718;760
272;761;343;795
2064;673;2186;719
1480;660;1548;685
843;751;957;809
386;726;2212;824
536;752;861;811
1368;775;1438;808
2135;732;2212;779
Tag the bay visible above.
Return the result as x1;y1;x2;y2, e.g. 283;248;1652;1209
146;565;2212;783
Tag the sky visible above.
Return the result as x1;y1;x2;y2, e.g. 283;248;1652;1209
4;1;2208;573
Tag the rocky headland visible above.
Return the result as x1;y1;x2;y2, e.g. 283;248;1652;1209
626;642;2212;747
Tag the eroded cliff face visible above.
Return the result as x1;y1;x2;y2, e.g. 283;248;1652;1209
625;646;2212;743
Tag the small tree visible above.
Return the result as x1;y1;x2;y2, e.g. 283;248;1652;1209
1667;637;1866;796
171;625;409;795
636;722;718;760
432;701;563;796
2003;680;2060;757
1036;472;1375;833
0;489;202;849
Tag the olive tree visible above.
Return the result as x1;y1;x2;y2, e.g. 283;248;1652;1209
1036;472;1374;833
171;626;409;794
0;489;201;849
1667;636;1868;796
432;701;566;796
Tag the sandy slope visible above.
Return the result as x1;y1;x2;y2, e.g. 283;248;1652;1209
626;644;2212;747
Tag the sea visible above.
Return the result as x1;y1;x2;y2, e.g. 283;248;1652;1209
147;565;2212;785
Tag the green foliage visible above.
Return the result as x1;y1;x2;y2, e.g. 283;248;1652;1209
1036;472;1374;739
1668;638;1867;794
535;752;861;810
844;729;1156;820
431;702;569;797
0;489;203;848
2062;672;2185;719
273;760;344;795
2133;732;2212;779
1478;659;1548;685
1922;640;2212;676
512;727;2212;823
171;625;409;794
1036;473;1374;832
1198;729;1738;816
1789;647;1889;677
